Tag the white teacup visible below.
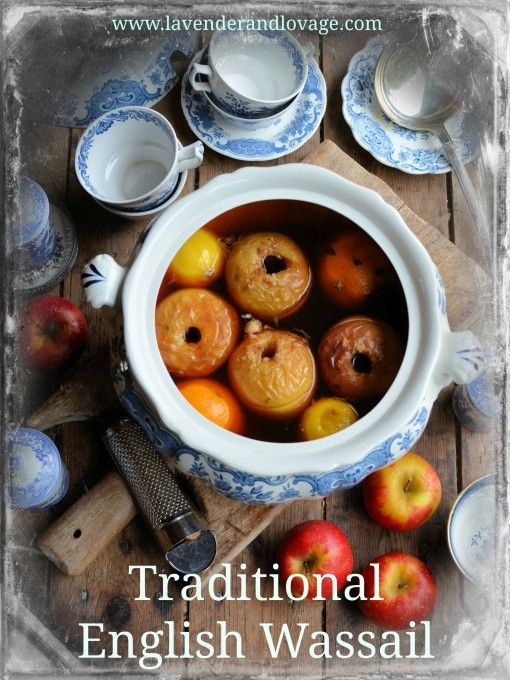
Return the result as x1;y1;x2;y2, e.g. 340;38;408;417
75;106;203;210
190;30;313;116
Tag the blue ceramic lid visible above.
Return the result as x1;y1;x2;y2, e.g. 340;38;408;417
14;177;49;247
8;428;62;508
467;372;498;418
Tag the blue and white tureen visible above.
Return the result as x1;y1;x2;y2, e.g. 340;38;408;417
83;165;484;505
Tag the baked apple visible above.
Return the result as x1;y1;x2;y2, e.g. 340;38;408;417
225;232;311;320
228;329;316;420
318;316;404;400
155;288;239;378
318;228;392;309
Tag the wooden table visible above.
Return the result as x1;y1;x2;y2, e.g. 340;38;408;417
10;29;498;678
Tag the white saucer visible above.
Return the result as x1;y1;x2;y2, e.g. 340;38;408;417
447;474;497;584
95;170;188;220
181;48;326;162
15;203;78;295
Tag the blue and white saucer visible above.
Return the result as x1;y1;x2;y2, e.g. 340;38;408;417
341;36;473;174
181;48;326;162
447;474;497;584
16;203;78;296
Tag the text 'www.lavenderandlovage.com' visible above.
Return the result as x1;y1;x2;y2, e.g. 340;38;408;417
110;14;382;35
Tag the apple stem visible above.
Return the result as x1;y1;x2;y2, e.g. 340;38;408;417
404;478;413;493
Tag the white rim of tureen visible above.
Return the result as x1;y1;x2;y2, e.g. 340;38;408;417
123;164;441;477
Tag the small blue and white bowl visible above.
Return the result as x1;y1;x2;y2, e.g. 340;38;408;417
75;106;203;211
13;178;78;296
14;178;55;268
8;428;69;509
447;474;497;584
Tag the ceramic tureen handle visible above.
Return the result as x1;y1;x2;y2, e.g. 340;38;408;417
81;254;127;309
435;330;485;389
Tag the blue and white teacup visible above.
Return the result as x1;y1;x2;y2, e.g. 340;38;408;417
190;30;314;116
75;106;203;210
13;177;56;268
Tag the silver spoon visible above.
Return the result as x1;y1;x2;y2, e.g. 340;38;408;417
374;22;491;269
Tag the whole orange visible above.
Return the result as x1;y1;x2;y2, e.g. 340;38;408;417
177;378;246;435
318;228;392;309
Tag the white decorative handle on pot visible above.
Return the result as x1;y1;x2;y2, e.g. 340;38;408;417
190;63;213;92
81;254;126;309
434;330;485;390
176;141;204;172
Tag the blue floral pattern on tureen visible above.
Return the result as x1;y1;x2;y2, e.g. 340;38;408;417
181;49;326;162
175;404;429;504
53;36;196;127
341;36;474;174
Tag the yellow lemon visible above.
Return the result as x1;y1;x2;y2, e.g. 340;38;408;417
167;229;225;287
299;397;358;440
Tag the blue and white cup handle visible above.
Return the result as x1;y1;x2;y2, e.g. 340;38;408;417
175;141;204;172
190;63;213;92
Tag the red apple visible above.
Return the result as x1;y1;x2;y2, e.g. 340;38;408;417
278;519;354;600
359;552;436;629
362;451;441;531
23;295;88;369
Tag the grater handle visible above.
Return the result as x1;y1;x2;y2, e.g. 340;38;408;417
102;419;216;573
